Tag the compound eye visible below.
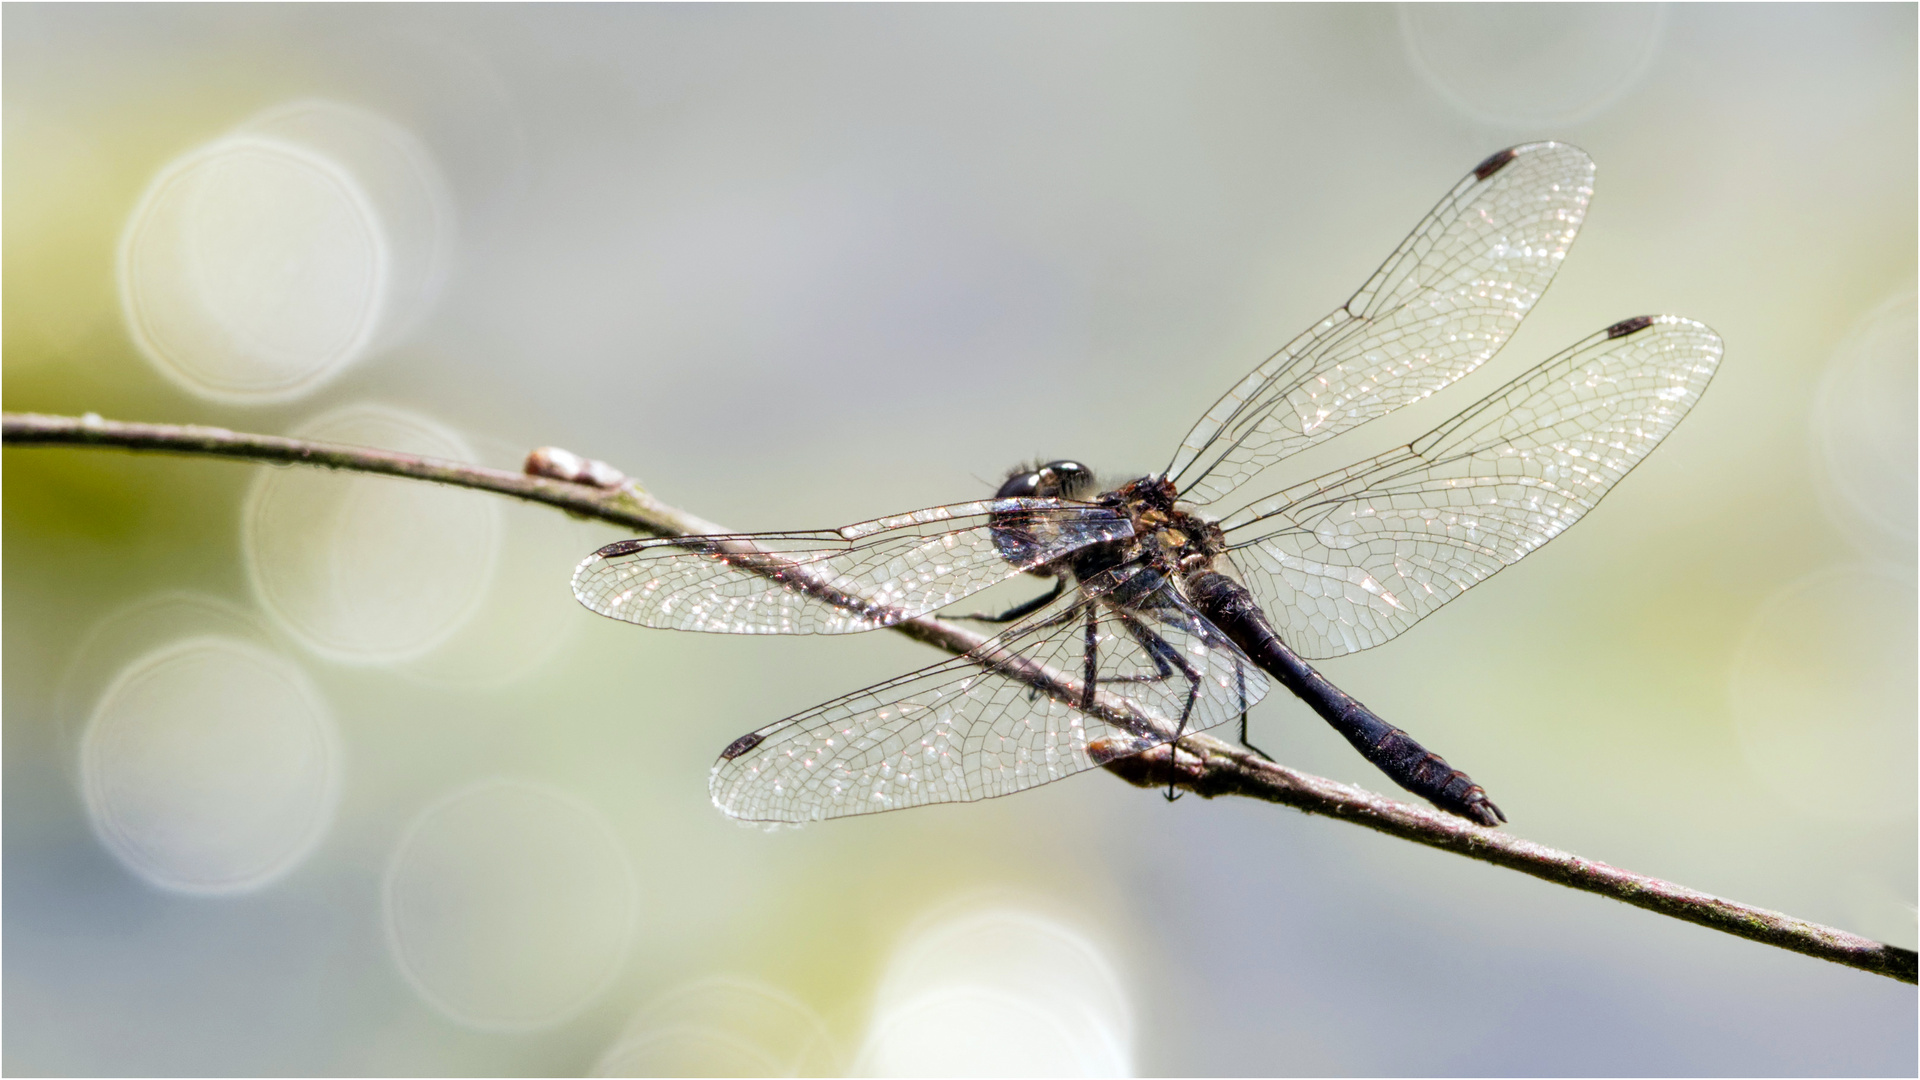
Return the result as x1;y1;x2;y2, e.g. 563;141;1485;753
1040;460;1094;498
995;470;1044;498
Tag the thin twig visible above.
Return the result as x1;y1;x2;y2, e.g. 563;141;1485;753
2;412;992;662
6;410;1913;986
1105;741;1915;982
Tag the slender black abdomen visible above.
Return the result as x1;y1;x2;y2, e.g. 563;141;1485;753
1188;572;1505;826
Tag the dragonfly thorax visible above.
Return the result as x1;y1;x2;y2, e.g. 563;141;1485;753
1095;474;1227;579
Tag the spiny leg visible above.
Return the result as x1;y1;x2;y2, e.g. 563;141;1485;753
990;599;1085;703
1113;613;1204;803
1234;661;1273;762
1096;621;1177;687
1161;646;1205;803
947;577;1066;624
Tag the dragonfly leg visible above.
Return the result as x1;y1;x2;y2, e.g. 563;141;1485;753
1162;647;1204;803
982;599;1084;703
1234;662;1274;762
1095;623;1177;686
946;577;1066;623
1109;613;1204;802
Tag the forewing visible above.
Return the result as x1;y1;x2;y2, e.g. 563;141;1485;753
709;566;1270;822
1223;316;1722;659
572;500;1128;634
1168;142;1596;507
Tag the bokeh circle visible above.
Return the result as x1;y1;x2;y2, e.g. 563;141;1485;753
243;403;501;664
383;779;639;1030
1728;566;1916;823
593;976;837;1077
854;906;1132;1077
119;135;390;403
1399;4;1665;127
81;636;340;894
1812;290;1917;552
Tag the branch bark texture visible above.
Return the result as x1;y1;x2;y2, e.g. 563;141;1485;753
7;410;1914;986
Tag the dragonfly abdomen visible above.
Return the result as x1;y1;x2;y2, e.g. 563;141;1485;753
1186;571;1506;827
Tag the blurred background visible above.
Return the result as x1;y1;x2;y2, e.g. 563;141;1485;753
5;4;1914;1075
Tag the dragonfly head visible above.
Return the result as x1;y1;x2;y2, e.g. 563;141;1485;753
998;460;1098;501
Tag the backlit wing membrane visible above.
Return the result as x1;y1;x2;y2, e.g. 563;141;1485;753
1168;142;1596;509
1221;316;1722;660
573;500;1129;635
710;565;1270;822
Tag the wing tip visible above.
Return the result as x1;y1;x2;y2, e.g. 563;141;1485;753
1604;314;1658;339
1604;313;1725;356
719;731;766;760
709;777;814;829
590;538;650;559
1474;141;1596;183
1473;147;1519;181
569;552;607;606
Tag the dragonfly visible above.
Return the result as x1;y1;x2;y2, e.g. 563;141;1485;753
573;142;1721;826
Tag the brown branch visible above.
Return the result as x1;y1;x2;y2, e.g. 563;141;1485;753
1106;740;1915;983
3;412;992;662
6;410;1913;986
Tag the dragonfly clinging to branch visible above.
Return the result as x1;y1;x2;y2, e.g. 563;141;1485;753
574;142;1721;826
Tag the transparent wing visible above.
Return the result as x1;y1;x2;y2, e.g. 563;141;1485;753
572;499;1129;635
1221;316;1722;660
1168;142;1596;508
709;564;1271;822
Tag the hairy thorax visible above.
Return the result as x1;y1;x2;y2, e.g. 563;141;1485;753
1094;475;1230;585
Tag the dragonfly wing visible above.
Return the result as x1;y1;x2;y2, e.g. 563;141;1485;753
709;565;1270;822
1168;142;1596;507
1222;316;1722;660
572;500;1129;634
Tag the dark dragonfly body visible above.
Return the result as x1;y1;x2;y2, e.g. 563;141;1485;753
1190;571;1497;823
990;463;1502;824
573;143;1722;825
